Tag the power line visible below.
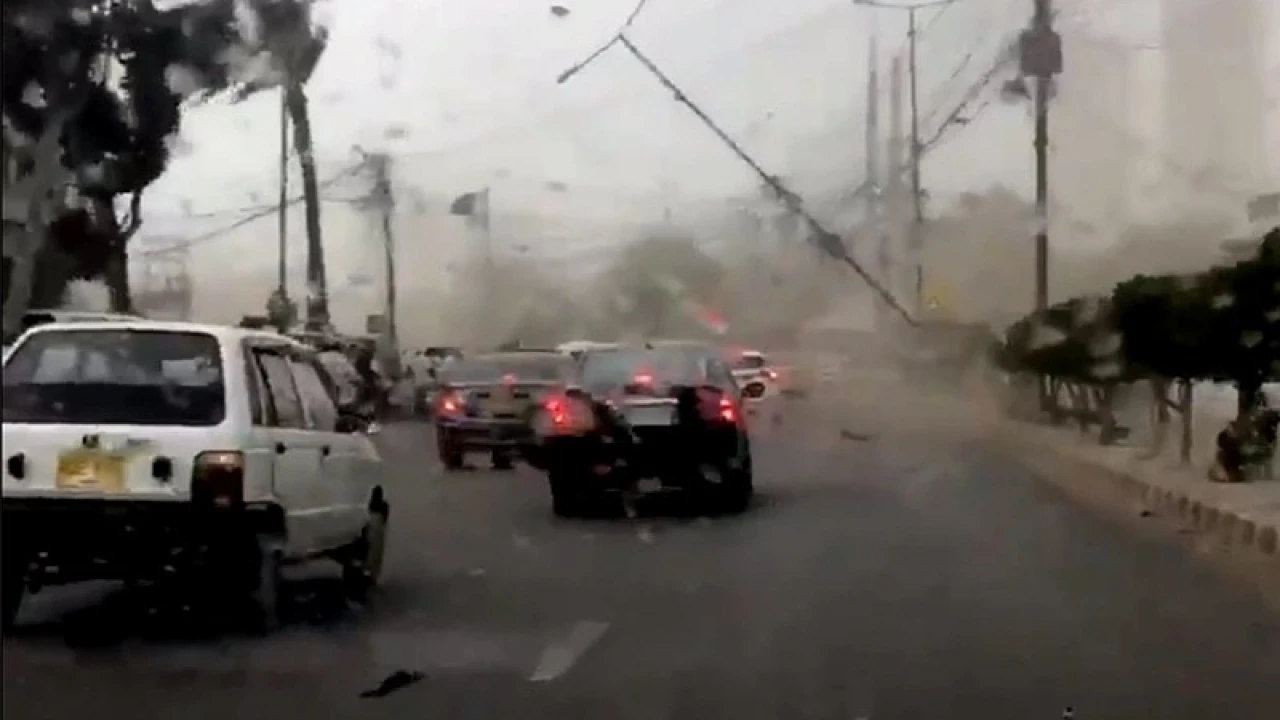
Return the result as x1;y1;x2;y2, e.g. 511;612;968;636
395;2;862;163
558;19;917;323
139;164;366;256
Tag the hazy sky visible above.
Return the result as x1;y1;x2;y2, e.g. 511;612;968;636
143;0;1196;220
135;0;1277;326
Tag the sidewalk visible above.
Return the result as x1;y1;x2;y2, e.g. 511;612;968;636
1006;421;1280;558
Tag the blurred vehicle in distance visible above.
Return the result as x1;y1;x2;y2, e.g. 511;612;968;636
433;350;577;470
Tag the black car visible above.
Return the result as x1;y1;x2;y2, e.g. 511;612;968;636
433;351;576;470
528;342;753;516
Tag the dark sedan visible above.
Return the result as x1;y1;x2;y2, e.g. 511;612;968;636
433;351;576;470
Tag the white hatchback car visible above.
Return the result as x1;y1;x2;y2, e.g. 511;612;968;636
1;320;389;632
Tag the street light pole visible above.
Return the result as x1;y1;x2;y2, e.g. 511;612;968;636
1023;0;1061;312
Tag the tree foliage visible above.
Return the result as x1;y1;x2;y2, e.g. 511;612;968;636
1;0;323;327
996;227;1280;415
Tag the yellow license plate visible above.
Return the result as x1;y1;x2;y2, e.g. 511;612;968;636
56;452;126;492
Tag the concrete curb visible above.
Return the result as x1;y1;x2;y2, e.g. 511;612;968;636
1019;428;1279;560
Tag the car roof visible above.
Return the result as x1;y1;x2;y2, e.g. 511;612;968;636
15;320;307;350
23;310;143;321
468;350;569;362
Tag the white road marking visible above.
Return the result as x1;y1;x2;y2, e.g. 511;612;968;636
528;620;610;682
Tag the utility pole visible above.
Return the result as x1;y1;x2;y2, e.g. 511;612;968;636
887;55;905;322
367;152;398;355
864;29;887;328
906;6;924;316
854;0;954;318
1022;0;1062;311
276;91;288;304
267;89;293;333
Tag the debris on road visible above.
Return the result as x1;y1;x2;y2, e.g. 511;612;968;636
359;669;425;699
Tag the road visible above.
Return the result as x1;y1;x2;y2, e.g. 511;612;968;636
4;393;1280;720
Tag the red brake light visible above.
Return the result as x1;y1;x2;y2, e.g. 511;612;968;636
545;397;568;426
540;394;595;434
503;373;517;385
764;368;777;380
718;397;737;423
439;391;463;415
633;372;654;385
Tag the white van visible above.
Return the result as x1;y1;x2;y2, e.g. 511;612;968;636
1;320;389;632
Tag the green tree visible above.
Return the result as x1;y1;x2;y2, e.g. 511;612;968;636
1;0;323;339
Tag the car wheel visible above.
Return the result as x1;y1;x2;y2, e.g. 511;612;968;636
247;536;284;635
549;471;588;517
1;550;27;631
343;507;389;603
437;431;464;470
713;449;753;515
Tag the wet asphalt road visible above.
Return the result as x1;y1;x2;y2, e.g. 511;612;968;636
4;393;1280;720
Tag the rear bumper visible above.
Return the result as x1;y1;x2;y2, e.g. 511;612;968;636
540;424;742;490
2;499;271;586
436;418;532;448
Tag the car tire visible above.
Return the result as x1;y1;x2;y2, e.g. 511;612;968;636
714;449;754;515
437;431;464;470
342;507;389;603
245;536;284;635
2;551;27;632
549;471;588;518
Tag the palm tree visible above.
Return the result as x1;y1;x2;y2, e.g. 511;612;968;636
241;0;329;328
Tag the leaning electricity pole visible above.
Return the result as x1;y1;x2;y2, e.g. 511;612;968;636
1022;0;1062;311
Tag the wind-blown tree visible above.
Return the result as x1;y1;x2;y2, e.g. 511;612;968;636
231;0;329;328
1;0;324;338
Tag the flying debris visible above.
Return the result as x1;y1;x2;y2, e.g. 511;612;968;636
550;5;570;18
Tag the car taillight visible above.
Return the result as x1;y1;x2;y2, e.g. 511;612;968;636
764;368;778;380
717;397;738;424
540;394;596;434
633;372;654;385
694;388;739;425
438;391;463;415
192;451;244;508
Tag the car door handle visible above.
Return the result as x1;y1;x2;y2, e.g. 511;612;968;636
321;445;331;457
275;442;287;454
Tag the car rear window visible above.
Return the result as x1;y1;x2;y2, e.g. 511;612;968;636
579;348;706;391
2;329;226;426
442;355;571;384
733;354;766;370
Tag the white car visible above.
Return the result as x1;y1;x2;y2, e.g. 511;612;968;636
1;320;389;632
729;349;779;403
556;340;618;362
